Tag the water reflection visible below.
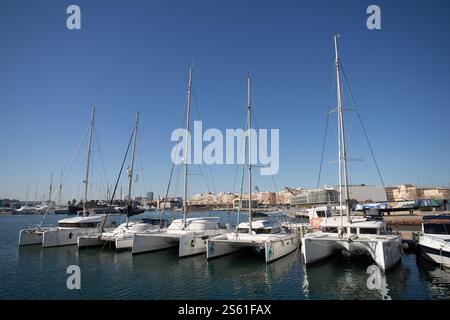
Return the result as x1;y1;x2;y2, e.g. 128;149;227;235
302;254;393;299
417;256;450;299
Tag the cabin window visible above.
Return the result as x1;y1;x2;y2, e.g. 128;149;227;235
424;224;450;235
316;210;326;218
359;228;378;234
255;228;271;234
350;228;357;234
322;227;338;233
58;222;99;228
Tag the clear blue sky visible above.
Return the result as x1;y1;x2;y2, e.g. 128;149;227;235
1;0;449;202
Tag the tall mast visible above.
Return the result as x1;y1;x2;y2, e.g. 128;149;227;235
34;180;39;202
126;111;139;225
83;106;95;216
334;34;351;222
47;173;53;208
183;67;193;229
57;171;63;206
39;174;53;228
247;76;252;234
25;184;29;206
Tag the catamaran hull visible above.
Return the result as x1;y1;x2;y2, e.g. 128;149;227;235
132;233;179;254
419;236;450;268
301;237;336;264
115;237;133;250
77;236;104;248
302;236;402;270
78;235;133;250
207;234;300;263
179;232;228;257
42;228;101;248
18;229;44;246
265;235;300;262
207;239;241;259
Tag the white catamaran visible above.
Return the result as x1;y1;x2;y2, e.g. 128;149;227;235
206;76;300;263
18;107;121;247
301;35;403;271
132;67;229;257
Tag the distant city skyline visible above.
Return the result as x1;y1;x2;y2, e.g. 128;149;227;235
1;0;450;202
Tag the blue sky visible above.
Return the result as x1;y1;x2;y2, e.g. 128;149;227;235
0;0;449;202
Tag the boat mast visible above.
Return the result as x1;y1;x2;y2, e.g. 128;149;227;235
47;173;53;209
183;67;193;229
126;111;139;225
25;184;29;207
247;76;252;234
38;174;53;229
334;34;351;222
57;171;63;207
83;106;95;217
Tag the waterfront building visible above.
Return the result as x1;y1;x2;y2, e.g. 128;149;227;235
290;188;339;207
390;184;450;201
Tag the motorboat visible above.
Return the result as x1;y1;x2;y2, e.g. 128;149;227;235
418;215;450;268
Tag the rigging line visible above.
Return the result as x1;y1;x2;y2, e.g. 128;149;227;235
137;133;148;197
236;113;250;229
160;90;189;223
39;126;89;227
317;69;336;190
94;127;110;191
232;116;248;193
251;108;278;192
197;164;211;193
340;63;386;189
207;165;217;194
100;127;135;232
192;86;202;121
191;84;218;195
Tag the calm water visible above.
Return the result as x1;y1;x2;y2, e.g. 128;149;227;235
1;212;450;300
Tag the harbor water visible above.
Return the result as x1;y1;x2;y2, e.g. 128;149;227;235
1;212;450;300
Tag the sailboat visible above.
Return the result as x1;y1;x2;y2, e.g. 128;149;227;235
77;112;170;250
301;35;403;271
16;185;39;214
18;175;54;245
132;67;230;257
18;107;121;247
206;76;301;263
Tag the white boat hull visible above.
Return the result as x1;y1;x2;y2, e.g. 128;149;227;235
419;234;450;268
265;235;300;262
302;234;402;270
207;233;300;263
179;231;230;257
132;232;179;254
18;228;46;246
77;235;104;248
115;237;133;250
42;227;101;248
